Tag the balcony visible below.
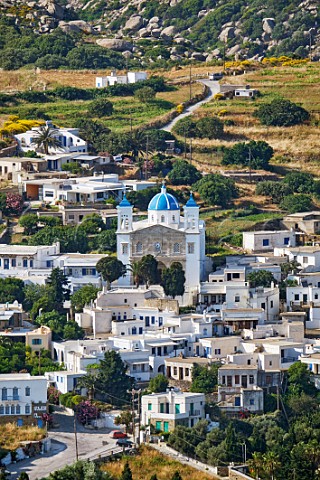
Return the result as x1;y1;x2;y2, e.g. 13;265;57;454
1;396;20;402
190;409;201;417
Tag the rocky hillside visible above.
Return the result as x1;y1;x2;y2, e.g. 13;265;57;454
1;0;320;66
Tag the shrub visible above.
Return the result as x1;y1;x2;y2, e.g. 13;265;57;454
51;86;93;101
195;174;238;207
195;116;224;139
254;98;310;127
135;86;156;103
222;140;274;170
88;98;113;117
256;181;291;203
283;172;315;194
167;160;202;185
280;194;313;213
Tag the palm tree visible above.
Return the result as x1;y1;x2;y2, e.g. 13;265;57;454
247;452;264;479
127;261;142;287
77;373;97;401
263;451;281;480
31;125;61;154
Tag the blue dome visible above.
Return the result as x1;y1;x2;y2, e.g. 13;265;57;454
185;192;198;207
148;185;180;211
119;194;132;207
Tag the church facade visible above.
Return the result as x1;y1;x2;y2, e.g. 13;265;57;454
116;185;208;304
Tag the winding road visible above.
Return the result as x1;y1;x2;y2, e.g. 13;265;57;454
162;79;221;132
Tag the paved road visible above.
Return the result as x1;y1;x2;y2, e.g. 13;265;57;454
7;408;123;480
162;80;220;132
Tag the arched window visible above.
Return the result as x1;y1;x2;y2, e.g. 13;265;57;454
161;215;165;223
173;243;180;254
136;242;142;254
16;405;21;414
25;386;30;397
13;387;18;400
0;405;4;415
5;405;9;415
203;328;208;336
11;405;15;415
2;388;7;401
25;404;30;415
151;215;154;222
172;215;175;222
132;327;137;335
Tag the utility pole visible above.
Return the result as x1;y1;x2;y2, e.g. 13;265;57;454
189;63;192;101
145;134;149;181
248;147;252;183
129;389;136;444
190;137;193;164
74;412;79;461
38;350;41;376
137;389;142;446
223;38;227;72
184;129;187;159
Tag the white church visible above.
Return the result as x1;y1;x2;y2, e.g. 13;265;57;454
116;184;210;305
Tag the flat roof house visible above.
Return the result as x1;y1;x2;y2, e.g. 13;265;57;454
141;389;205;432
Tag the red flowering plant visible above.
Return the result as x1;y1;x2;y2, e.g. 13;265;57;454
6;193;23;215
76;400;100;425
47;386;61;405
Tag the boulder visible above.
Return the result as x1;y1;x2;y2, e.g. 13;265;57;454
262;18;275;33
96;38;134;51
198;10;207;18
219;26;235;42
122;50;133;58
149;16;160;24
227;44;241;56
138;28;149;37
124;15;143;32
39;0;64;19
151;28;161;38
67;20;92;33
191;52;206;61
161;25;177;39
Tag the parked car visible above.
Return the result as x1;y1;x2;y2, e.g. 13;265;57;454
116;439;133;447
110;430;128;439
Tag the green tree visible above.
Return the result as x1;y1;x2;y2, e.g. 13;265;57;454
23;284;55;319
77;373;98;401
121;462;133;480
29;226;88;253
114;410;133;433
254;98;310;127
97;351;133;405
255;181;291;204
225;423;242;462
31;125;61;154
47;267;70;308
195;116;224;139
263;451;281;480
280;194;313;214
195;174;238;207
247;270;276;288
88;99;113;117
287;362;317;396
190;364;219;394
18;472;30;480
222;140;274;170
63;321;84;340
91;229;117;253
139;255;159;287
0;278;25;303
127;261;143;288
172;117;197;138
96;257;126;290
160;262;185;298
167;160;202;185
148;374;169;393
135;86;156;103
283;172;315;194
79;214;105;234
70;285;100;313
170;472;182;480
19;214;38;235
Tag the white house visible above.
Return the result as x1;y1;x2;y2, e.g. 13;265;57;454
141;389;205;431
0;373;47;427
243;230;296;253
15;120;87;155
96;70;147;88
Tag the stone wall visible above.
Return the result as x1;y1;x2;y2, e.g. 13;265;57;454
145;298;179;314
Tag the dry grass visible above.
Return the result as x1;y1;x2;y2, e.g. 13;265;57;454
101;445;217;480
0;423;45;450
